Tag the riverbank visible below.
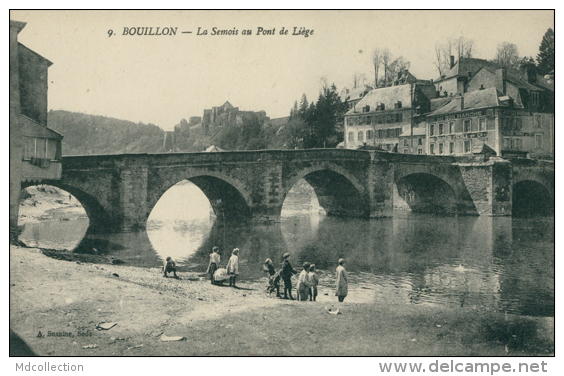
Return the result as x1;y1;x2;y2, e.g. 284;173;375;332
10;245;554;356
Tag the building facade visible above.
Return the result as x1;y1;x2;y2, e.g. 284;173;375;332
10;19;62;236
343;83;435;151
425;87;553;157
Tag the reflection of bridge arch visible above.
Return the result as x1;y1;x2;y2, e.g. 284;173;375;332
147;168;252;221
283;162;368;217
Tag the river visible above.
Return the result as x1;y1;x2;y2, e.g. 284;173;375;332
19;180;554;317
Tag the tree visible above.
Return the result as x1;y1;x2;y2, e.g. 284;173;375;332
537;28;554;75
290;100;298;118
372;48;382;87
495;42;520;67
388;56;411;84
434;36;475;76
381;48;392;87
302;84;347;149
298;94;309;119
352;72;366;88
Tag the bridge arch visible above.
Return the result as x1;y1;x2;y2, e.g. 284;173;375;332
394;172;461;214
282;162;368;217
147;169;252;221
512;180;553;216
20;181;114;234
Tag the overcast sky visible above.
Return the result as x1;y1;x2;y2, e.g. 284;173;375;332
11;10;554;131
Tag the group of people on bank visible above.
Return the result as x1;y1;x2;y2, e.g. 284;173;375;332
164;247;349;302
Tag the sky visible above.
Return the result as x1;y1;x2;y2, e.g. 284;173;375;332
10;10;555;131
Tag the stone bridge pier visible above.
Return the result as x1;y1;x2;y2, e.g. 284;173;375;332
27;150;552;235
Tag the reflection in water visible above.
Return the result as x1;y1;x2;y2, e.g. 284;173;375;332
19;181;554;317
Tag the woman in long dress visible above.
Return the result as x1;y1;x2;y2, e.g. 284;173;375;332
335;258;348;302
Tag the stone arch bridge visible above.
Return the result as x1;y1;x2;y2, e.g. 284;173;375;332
27;149;554;233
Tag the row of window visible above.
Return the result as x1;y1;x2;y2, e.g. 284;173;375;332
347;112;403;126
348;128;402;142
428;141;469;155
429;118;488;136
403;138;424;146
502;135;543;150
23;137;60;160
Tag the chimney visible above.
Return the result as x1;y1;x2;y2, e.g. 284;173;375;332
457;96;464;111
496;67;507;95
450;55;455;69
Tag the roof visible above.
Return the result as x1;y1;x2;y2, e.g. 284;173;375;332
18;43;53;67
429;88;504;116
479;66;554;93
222;101;234;109
436;57;494;82
429;97;452;112
10;20;27;33
345;84;412;115
340;85;372;102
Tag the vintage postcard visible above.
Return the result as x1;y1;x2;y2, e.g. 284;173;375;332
9;9;554;366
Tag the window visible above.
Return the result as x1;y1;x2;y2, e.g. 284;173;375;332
438;143;444;154
403;149;408;154
464;140;471;153
386;144;392;151
503;138;511;149
418;138;423;145
463;119;471;132
513;118;521;131
366;116;371;125
531;92;539;106
386;115;393;124
403;139;409;146
359;117;364;125
429;144;435;155
23;137;59;160
449;121;455;134
358;131;364;141
479;118;486;131
395;113;402;122
348;132;354;141
366;130;373;140
512;138;522;150
535;134;542;149
377;116;383;124
449;142;454;154
534;115;542;128
430;124;435;136
417;148;423;155
378;130;383;138
438;123;444;135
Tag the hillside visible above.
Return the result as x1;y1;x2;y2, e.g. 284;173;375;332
46;110;293;156
47;110;166;156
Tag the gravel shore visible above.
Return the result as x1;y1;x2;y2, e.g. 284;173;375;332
10;245;554;356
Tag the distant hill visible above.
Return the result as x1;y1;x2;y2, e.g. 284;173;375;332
47;110;293;156
47;110;166;156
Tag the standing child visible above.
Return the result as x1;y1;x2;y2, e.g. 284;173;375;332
206;246;221;284
163;256;178;278
309;264;319;301
297;262;311;301
226;248;240;287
